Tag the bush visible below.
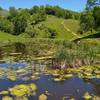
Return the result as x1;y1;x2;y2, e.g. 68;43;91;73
48;28;57;38
0;18;14;33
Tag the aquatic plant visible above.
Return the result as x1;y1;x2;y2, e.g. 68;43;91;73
93;96;100;100
64;74;73;79
14;96;28;100
6;69;17;81
39;94;47;100
83;92;92;100
9;83;37;97
0;90;9;95
0;68;5;77
2;96;13;100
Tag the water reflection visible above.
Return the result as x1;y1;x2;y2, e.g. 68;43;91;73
0;75;99;100
91;78;100;96
0;48;3;60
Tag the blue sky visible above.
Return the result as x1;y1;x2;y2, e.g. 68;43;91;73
0;0;87;12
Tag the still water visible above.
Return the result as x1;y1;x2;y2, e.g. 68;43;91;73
0;42;100;100
0;71;100;100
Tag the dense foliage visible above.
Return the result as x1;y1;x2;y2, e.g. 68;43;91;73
80;6;100;33
0;5;80;38
1;39;99;67
0;2;100;38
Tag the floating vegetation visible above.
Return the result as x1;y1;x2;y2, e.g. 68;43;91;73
9;83;37;97
16;69;27;73
40;65;100;82
62;96;75;100
93;96;100;100
83;92;92;100
2;96;13;100
53;77;65;82
31;75;40;80
6;70;17;81
39;94;48;100
21;76;30;81
0;83;37;100
45;90;51;96
0;68;5;77
0;91;9;95
64;74;73;79
14;96;28;100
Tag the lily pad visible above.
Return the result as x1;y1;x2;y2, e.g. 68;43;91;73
0;90;9;95
83;92;92;100
39;94;47;100
9;83;37;97
2;96;13;100
64;74;73;78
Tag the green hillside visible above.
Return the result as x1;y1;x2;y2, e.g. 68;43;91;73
0;16;80;41
0;31;30;43
44;16;80;40
0;31;16;41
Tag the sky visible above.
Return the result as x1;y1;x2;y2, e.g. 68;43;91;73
0;0;87;12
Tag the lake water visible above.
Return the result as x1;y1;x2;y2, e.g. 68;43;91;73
0;42;100;100
0;72;100;100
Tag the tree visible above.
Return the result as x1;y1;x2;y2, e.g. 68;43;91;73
86;0;100;10
80;11;95;33
30;12;46;25
93;6;100;30
65;11;73;19
8;7;18;21
25;25;37;37
0;17;14;33
0;7;3;11
30;6;40;14
12;12;28;35
48;28;57;38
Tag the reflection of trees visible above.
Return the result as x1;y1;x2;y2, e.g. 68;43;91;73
94;84;100;95
0;47;3;59
91;80;100;96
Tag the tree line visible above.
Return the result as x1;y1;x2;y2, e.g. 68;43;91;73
80;0;100;33
0;5;80;37
0;0;100;37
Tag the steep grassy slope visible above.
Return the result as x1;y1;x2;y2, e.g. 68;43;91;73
0;31;16;41
0;31;30;43
44;16;80;40
63;19;80;34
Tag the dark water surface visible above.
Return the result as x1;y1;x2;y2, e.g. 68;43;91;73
0;74;100;100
